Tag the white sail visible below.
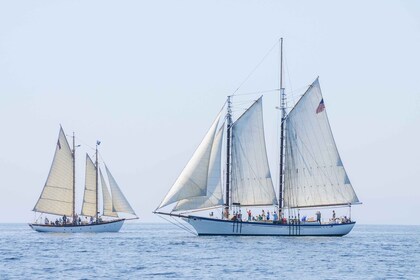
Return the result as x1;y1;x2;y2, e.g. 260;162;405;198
174;126;225;211
105;165;136;216
33;127;74;216
231;97;277;206
100;169;118;217
81;155;97;217
283;78;359;208
158;111;223;209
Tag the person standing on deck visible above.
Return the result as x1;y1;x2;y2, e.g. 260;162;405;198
316;211;321;223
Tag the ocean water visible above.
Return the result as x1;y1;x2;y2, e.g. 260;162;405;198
0;223;419;279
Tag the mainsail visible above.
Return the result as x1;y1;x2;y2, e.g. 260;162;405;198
81;155;97;217
33;127;74;216
105;165;137;216
174;126;225;211
230;97;277;206
283;78;359;208
158;111;223;209
100;169;118;217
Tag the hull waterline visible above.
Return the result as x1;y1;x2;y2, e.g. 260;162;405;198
185;215;355;236
29;219;125;233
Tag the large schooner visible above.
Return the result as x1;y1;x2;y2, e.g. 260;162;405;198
29;127;137;233
154;39;361;236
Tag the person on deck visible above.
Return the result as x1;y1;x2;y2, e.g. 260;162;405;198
44;217;49;225
267;211;270;221
332;210;336;221
273;211;278;222
63;215;67;225
247;209;252;221
316;211;321;223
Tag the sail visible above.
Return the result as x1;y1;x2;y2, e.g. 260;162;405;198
81;155;97;217
174;126;225;211
33;127;74;216
283;78;359;208
158;110;223;209
100;169;118;217
105;165;136;216
231;97;277;206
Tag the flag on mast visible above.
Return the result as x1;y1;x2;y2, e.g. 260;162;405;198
316;99;325;114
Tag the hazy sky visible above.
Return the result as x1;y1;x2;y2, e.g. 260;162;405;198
1;1;419;225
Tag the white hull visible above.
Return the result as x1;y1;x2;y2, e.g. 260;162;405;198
29;219;125;233
186;216;355;236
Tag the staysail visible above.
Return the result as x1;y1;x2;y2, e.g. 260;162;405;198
100;169;118;217
158;110;223;209
105;165;137;216
81;154;97;217
33;127;74;216
173;126;225;211
230;97;277;206
283;78;359;208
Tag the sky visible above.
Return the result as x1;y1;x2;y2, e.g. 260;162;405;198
0;0;419;225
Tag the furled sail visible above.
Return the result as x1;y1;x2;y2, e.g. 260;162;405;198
33;127;74;216
100;169;118;217
231;97;277;206
105;165;136;216
283;78;359;208
158;110;223;209
174;126;225;211
81;155;97;217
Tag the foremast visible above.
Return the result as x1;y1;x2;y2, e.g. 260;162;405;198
95;141;100;222
72;132;76;220
279;38;286;212
224;96;233;219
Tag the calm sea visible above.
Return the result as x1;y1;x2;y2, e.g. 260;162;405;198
0;223;418;279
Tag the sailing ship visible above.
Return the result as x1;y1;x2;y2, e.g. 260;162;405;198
154;39;360;236
29;127;137;233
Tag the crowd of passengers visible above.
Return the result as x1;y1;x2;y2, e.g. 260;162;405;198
43;214;103;226
218;209;352;224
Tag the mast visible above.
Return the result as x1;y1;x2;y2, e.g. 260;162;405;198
72;132;76;219
279;38;286;211
95;141;100;222
225;96;233;218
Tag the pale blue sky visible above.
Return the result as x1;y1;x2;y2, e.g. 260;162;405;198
0;1;419;224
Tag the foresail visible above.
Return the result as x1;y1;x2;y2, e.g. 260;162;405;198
283;78;359;208
100;169;118;217
81;154;97;217
174;125;225;211
105;165;136;216
158;110;223;209
33;127;74;216
231;97;277;206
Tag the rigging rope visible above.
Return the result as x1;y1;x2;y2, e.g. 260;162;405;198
156;214;196;235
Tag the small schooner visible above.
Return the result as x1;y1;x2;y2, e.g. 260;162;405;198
154;39;361;236
29;127;137;233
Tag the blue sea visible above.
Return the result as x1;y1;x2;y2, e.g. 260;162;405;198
0;223;418;279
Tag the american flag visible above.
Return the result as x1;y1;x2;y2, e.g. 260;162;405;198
316;99;325;114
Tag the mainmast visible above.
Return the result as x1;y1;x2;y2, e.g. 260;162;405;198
224;96;233;219
95;141;100;222
72;132;76;219
279;38;286;211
